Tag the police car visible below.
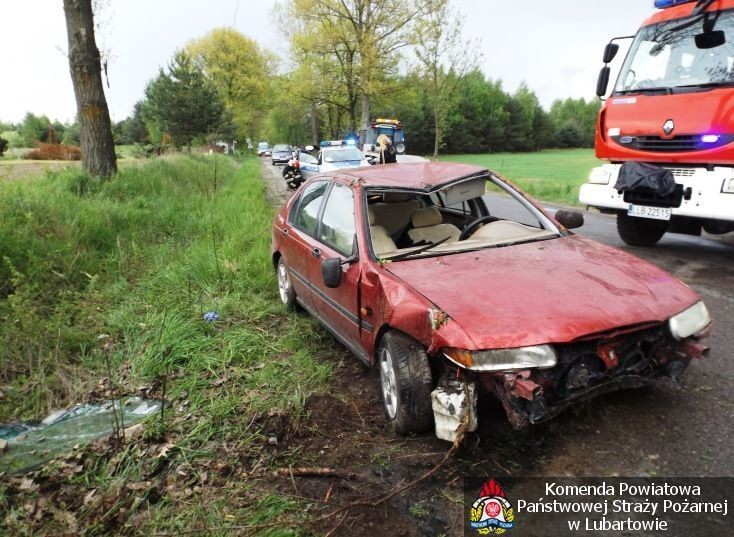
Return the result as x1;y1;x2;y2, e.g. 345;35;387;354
298;140;370;179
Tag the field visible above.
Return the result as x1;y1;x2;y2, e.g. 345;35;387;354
441;148;599;205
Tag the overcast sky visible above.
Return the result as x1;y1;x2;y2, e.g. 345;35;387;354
0;0;656;124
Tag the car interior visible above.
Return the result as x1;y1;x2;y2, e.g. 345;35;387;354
365;177;559;259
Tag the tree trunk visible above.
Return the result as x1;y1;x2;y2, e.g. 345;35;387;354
63;0;117;177
360;93;371;139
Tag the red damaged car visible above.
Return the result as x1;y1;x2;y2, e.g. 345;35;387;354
270;163;711;441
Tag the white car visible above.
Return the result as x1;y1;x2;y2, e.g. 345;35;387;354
299;141;370;179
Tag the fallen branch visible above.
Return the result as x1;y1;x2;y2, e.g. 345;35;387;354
156;421;470;536
273;467;352;479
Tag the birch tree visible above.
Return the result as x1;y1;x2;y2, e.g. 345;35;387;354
413;0;480;160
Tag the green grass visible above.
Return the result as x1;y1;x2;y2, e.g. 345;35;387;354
0;154;332;534
441;148;599;205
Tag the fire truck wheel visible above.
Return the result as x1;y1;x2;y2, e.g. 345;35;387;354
617;212;668;247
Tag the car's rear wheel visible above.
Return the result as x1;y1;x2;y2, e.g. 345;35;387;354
276;257;297;308
378;331;433;434
617;212;668;247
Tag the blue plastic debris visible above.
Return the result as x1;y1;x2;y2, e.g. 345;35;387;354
203;311;220;323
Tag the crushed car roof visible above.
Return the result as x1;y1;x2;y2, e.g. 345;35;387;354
337;162;489;190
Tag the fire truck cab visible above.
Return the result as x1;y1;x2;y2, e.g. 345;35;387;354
580;0;734;246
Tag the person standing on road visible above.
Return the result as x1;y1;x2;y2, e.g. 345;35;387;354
377;134;397;164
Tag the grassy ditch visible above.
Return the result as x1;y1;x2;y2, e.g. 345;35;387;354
0;155;333;534
442;148;599;206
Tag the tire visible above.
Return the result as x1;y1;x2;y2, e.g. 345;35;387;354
276;257;297;308
378;331;434;434
395;142;406;154
617;212;667;247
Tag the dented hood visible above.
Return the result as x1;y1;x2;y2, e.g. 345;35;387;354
384;235;699;349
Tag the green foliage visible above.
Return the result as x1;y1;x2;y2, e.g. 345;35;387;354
442;148;598;205
0;137;7;157
143;51;225;149
19;112;51;146
0;130;23;149
61;121;80;146
186;27;274;141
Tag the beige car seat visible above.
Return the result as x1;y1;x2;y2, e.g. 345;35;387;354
368;193;422;238
368;206;398;256
408;207;461;244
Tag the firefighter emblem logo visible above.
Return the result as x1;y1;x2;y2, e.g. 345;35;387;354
469;478;516;534
662;119;675;136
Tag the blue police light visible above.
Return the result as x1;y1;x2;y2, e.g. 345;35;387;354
701;134;720;143
654;0;695;9
345;138;356;146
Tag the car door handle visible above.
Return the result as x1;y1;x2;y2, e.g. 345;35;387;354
281;228;288;237
312;248;321;258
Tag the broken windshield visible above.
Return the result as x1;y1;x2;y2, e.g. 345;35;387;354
365;175;560;261
615;9;734;93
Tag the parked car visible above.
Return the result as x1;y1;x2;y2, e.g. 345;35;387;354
257;141;271;157
271;144;293;165
297;141;370;180
271;163;711;440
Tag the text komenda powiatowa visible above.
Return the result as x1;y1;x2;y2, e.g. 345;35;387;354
515;481;728;532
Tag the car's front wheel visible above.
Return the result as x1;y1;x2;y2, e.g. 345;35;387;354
379;331;434;434
276;257;297;308
617;212;668;246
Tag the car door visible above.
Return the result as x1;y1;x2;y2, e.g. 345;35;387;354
298;151;320;180
283;180;330;311
309;181;365;361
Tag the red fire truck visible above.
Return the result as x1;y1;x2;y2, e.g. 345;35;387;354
580;0;734;246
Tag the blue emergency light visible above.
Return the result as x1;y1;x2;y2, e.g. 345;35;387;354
654;0;695;8
320;140;353;147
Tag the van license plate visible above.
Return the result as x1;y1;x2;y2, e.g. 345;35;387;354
627;204;671;221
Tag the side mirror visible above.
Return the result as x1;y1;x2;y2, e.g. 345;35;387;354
603;43;619;64
596;66;611;97
322;258;342;288
695;30;725;49
555;210;584;230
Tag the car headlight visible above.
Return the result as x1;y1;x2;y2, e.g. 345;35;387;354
668;301;711;340
722;177;734;194
588;166;612;185
444;345;557;372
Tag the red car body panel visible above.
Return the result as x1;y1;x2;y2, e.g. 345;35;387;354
383;235;699;350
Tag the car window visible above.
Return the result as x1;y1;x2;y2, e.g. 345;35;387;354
291;180;329;235
324;148;364;163
318;183;356;255
484;181;542;228
299;152;318;165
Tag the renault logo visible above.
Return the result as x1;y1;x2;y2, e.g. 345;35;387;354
663;119;675;136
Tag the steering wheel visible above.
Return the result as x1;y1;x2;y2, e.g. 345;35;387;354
459;215;500;240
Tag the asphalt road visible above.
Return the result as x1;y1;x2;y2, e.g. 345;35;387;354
483;196;734;477
263;160;734;477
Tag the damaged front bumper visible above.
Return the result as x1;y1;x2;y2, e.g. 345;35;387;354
433;323;710;436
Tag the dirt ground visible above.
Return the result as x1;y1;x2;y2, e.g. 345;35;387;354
258;159;734;536
0;160;81;181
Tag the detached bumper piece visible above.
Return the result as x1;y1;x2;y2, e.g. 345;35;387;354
482;326;708;429
431;375;478;442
